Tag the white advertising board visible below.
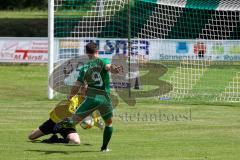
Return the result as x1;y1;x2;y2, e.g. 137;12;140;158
0;38;48;63
56;38;240;62
1;38;240;63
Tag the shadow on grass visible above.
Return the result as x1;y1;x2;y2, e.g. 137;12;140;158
64;143;93;147
26;149;98;155
29;140;42;143
28;140;93;146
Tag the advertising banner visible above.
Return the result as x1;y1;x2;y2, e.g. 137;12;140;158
0;38;48;63
1;38;240;63
56;38;240;62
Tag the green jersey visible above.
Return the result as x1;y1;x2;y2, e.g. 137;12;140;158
77;58;110;95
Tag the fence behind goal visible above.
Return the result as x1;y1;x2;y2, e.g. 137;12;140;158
49;0;240;104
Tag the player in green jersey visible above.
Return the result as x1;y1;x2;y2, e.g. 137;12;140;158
54;42;122;152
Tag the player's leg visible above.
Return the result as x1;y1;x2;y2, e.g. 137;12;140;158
101;117;113;152
59;128;80;144
67;132;80;144
92;110;104;129
54;97;96;132
28;119;55;140
99;104;114;152
28;128;44;140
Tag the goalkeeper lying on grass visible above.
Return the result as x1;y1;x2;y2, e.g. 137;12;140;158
28;95;104;144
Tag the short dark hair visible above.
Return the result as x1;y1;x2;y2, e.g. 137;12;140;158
85;42;98;54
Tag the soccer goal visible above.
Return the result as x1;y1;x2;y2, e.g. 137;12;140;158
48;0;240;103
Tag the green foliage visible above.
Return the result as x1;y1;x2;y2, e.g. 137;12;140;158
0;19;47;37
0;0;48;10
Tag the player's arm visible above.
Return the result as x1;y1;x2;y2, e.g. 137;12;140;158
67;81;87;100
68;66;87;100
67;81;81;100
105;64;123;74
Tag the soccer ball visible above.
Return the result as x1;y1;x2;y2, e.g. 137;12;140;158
80;116;94;129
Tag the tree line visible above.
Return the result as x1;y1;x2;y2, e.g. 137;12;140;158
0;0;48;10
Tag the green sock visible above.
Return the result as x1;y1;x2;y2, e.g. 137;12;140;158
101;126;113;150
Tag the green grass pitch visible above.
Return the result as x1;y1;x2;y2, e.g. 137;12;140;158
0;65;239;160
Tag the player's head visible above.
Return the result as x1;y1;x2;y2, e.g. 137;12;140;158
85;42;98;58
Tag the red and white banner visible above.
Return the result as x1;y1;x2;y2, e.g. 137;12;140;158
0;38;48;63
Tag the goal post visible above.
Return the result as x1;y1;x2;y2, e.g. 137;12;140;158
48;0;54;99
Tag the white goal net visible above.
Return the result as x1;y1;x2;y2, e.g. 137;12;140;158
49;0;240;103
